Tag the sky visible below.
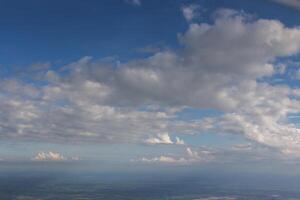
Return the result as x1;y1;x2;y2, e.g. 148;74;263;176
0;0;300;171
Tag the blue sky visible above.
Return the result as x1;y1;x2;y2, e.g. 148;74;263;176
0;0;300;168
1;0;299;66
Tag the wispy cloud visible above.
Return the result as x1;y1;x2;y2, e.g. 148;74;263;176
124;0;141;6
272;0;300;10
137;147;214;165
181;4;202;22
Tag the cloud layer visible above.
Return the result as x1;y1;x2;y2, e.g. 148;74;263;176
138;147;214;165
1;8;300;159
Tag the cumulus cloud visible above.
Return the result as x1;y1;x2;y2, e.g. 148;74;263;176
32;151;80;161
0;8;300;158
145;133;185;145
145;133;173;145
33;151;65;161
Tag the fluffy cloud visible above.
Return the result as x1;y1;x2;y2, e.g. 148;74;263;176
32;151;79;161
145;133;173;145
145;133;185;145
1;8;300;158
33;151;65;161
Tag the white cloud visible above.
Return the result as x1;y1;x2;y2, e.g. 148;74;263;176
175;137;185;145
33;151;65;161
145;133;185;145
138;147;214;165
181;4;202;22
186;147;200;159
145;133;173;145
0;8;300;158
32;151;80;161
